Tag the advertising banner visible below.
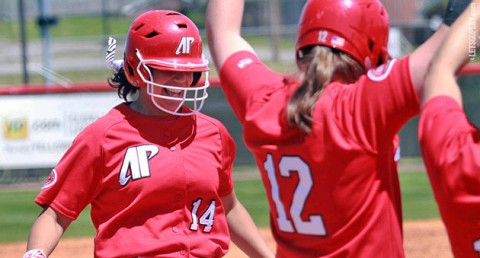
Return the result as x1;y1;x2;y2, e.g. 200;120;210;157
0;92;121;169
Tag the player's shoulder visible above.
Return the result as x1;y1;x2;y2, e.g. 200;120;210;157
76;105;124;140
333;57;409;91
322;59;405;95
195;112;230;134
222;50;283;82
365;58;401;82
223;50;259;70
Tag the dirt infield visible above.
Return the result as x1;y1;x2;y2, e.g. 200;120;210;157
3;219;452;258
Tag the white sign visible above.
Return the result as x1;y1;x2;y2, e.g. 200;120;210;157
0;92;121;169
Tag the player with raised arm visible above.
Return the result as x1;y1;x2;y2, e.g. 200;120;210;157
206;0;470;257
419;1;480;257
23;10;273;258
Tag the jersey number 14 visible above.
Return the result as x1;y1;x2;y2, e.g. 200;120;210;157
190;199;215;233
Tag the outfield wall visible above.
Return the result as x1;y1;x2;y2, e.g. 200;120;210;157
0;83;119;169
1;64;479;174
0;78;256;173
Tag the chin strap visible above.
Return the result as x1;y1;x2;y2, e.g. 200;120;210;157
23;249;47;258
105;36;124;72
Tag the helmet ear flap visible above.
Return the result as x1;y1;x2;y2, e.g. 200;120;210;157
124;57;149;87
124;52;138;86
126;62;135;79
372;46;390;68
369;39;385;68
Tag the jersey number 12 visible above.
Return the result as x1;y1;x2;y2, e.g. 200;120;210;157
264;154;327;236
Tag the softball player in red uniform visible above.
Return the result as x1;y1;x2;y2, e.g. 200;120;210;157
419;2;480;257
206;0;470;257
23;10;273;258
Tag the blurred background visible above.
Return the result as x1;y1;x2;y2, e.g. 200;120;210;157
0;0;452;85
0;0;479;184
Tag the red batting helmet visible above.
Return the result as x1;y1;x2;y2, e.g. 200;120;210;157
123;10;210;116
295;0;390;70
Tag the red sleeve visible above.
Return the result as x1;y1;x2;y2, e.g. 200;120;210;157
216;120;236;197
330;57;419;151
419;96;480;258
419;96;480;201
219;51;286;124
35;124;104;220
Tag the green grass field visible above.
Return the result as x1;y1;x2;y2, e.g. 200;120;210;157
0;169;438;244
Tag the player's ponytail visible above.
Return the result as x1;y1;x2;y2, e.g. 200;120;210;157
287;46;364;134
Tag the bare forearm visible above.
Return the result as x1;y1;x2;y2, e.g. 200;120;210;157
412;0;474;101
226;202;274;258
206;0;244;35
409;24;449;99
221;192;274;258
436;3;477;73
424;2;480;105
26;207;71;256
206;0;254;69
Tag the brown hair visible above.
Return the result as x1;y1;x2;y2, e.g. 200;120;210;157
287;46;365;134
108;68;139;103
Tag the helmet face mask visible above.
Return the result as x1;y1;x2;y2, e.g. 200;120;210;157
124;10;210;116
135;50;209;116
295;0;390;70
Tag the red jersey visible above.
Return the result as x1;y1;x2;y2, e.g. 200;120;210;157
419;96;480;258
219;51;418;257
35;103;235;258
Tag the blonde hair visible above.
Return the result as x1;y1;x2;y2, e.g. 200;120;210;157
287;46;365;134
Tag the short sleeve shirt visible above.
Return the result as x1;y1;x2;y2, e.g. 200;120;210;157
419;96;480;258
35;104;235;258
220;51;419;257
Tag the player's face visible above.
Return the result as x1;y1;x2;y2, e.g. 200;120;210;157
150;69;194;112
152;69;194;87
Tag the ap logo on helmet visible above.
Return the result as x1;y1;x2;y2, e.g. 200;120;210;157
176;37;195;55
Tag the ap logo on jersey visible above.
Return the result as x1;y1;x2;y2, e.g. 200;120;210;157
119;145;159;186
176;36;194;55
